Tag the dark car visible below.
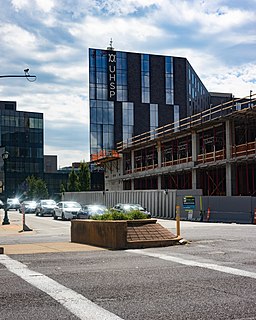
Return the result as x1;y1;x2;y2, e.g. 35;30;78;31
77;204;108;219
19;201;37;214
112;203;151;218
36;199;56;217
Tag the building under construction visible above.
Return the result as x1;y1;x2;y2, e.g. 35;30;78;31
92;94;256;197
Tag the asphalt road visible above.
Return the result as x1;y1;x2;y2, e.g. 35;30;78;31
0;211;256;320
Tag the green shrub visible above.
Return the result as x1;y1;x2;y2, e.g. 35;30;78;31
126;210;149;220
90;209;149;220
91;212;112;220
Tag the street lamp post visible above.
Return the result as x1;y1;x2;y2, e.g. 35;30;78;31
0;69;36;82
2;150;10;225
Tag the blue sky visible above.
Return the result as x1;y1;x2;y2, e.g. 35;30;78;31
0;0;255;167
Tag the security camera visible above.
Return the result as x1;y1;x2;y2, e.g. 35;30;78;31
24;68;29;73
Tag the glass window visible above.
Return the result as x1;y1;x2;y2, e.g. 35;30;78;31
122;102;134;142
96;106;102;123
103;125;114;150
150;104;158;139
150;104;158;129
165;56;174;105
90;50;108;100
116;52;127;101
89;84;95;99
29;118;43;129
90;100;115;155
174;105;180;132
141;55;150;103
90;132;98;148
90;107;97;123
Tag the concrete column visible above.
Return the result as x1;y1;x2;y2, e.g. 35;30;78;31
131;179;134;190
157;141;162;168
157;175;161;190
192;169;197;190
191;131;198;190
118;158;123;176
131;150;135;172
226;163;232;196
225;120;231;160
129;150;135;190
225;120;232;196
191;131;198;162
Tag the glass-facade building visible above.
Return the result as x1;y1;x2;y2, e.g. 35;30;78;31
89;48;226;158
0;101;44;198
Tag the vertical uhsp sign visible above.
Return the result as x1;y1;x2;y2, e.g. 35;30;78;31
108;51;116;101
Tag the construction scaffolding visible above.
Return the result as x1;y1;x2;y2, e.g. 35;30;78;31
96;94;256;196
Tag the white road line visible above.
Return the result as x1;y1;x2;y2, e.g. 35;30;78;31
128;250;256;279
0;255;123;320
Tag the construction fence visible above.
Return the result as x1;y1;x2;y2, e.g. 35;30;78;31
63;190;256;224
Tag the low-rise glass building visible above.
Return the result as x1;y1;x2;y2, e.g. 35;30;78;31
0;101;44;198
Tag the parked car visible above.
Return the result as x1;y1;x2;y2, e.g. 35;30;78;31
19;201;37;214
77;204;108;219
36;199;56;217
53;201;82;220
112;203;151;217
7;198;21;210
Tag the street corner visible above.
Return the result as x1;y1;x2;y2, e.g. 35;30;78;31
0;223;34;235
2;242;106;255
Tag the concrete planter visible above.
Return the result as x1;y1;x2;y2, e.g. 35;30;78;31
71;219;178;250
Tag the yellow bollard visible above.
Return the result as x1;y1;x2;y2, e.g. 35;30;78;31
176;205;181;237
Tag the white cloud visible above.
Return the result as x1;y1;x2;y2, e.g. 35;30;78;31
35;0;55;12
45;146;89;168
0;24;37;51
11;0;29;10
70;15;165;47
11;0;54;12
1;0;256;167
203;63;256;98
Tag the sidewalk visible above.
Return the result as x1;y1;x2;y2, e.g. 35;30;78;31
0;214;105;255
1;242;105;255
0;213;181;255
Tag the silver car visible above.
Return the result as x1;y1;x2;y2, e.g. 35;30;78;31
36;199;57;217
53;201;82;220
19;201;37;213
112;203;151;218
77;204;108;219
7;198;21;210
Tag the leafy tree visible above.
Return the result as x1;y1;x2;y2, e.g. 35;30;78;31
26;176;49;200
60;183;66;194
67;168;80;191
78;161;90;191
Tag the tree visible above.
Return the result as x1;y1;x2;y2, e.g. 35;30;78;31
67;168;80;192
26;176;49;200
60;183;66;194
78;161;90;191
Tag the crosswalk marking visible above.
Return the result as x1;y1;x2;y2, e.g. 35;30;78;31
0;255;123;320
